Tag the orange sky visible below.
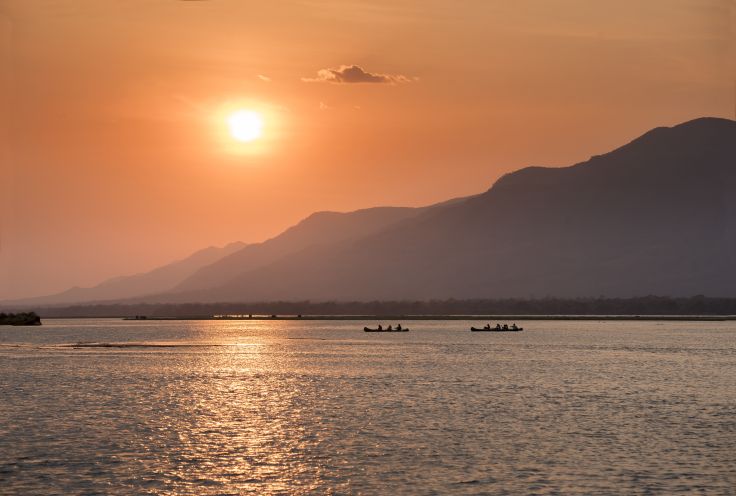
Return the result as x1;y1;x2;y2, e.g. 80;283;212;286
1;0;734;300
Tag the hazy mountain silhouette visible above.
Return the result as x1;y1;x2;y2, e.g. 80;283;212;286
5;242;246;306
155;117;736;301
8;117;733;307
170;206;436;293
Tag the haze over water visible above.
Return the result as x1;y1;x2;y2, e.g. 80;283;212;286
1;319;735;494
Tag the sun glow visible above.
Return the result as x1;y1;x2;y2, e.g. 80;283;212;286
213;101;284;157
227;110;263;142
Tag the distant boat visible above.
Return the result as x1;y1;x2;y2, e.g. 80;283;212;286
364;327;409;332
471;326;523;332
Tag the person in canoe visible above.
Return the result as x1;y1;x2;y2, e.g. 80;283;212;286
377;324;383;330
502;324;509;330
483;324;491;330
387;325;393;331
495;323;502;330
396;324;402;331
511;323;519;331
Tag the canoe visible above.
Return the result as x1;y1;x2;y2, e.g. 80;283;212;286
364;327;410;332
470;326;523;332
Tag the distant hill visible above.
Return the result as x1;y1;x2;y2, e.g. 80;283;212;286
3;242;246;306
153;117;736;301
170;206;424;293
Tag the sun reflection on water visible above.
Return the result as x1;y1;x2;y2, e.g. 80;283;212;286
2;319;736;494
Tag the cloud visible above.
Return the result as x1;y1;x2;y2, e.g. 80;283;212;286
257;74;271;82
302;65;411;84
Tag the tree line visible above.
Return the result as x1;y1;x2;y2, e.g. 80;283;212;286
0;311;42;325
11;296;736;318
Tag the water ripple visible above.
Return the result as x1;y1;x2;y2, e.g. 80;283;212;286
1;319;735;494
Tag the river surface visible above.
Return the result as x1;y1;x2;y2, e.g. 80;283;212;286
1;318;735;495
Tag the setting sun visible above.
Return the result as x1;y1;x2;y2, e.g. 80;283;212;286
227;110;263;142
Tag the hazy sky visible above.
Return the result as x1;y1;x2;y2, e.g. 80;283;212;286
1;0;734;300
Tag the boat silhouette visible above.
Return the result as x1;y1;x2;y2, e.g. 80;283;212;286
364;326;409;332
470;325;523;332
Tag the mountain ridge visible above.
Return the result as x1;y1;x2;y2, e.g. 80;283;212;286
155;116;736;301
6;117;733;306
3;241;247;306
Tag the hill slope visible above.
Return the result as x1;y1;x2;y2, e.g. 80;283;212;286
170;206;429;293
3;242;246;306
160;117;736;301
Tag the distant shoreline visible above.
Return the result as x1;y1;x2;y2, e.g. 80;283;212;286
6;296;736;320
119;315;735;322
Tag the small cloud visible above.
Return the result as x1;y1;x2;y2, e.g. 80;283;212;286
302;65;411;84
257;74;271;82
319;101;331;110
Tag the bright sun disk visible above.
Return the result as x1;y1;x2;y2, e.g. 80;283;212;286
227;110;263;142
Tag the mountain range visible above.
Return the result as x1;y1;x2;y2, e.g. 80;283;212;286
5;242;246;306
5;117;735;306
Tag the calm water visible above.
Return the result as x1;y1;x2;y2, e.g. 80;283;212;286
1;319;735;495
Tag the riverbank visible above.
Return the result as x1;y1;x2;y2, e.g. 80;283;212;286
8;296;736;319
121;314;736;321
0;312;42;326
